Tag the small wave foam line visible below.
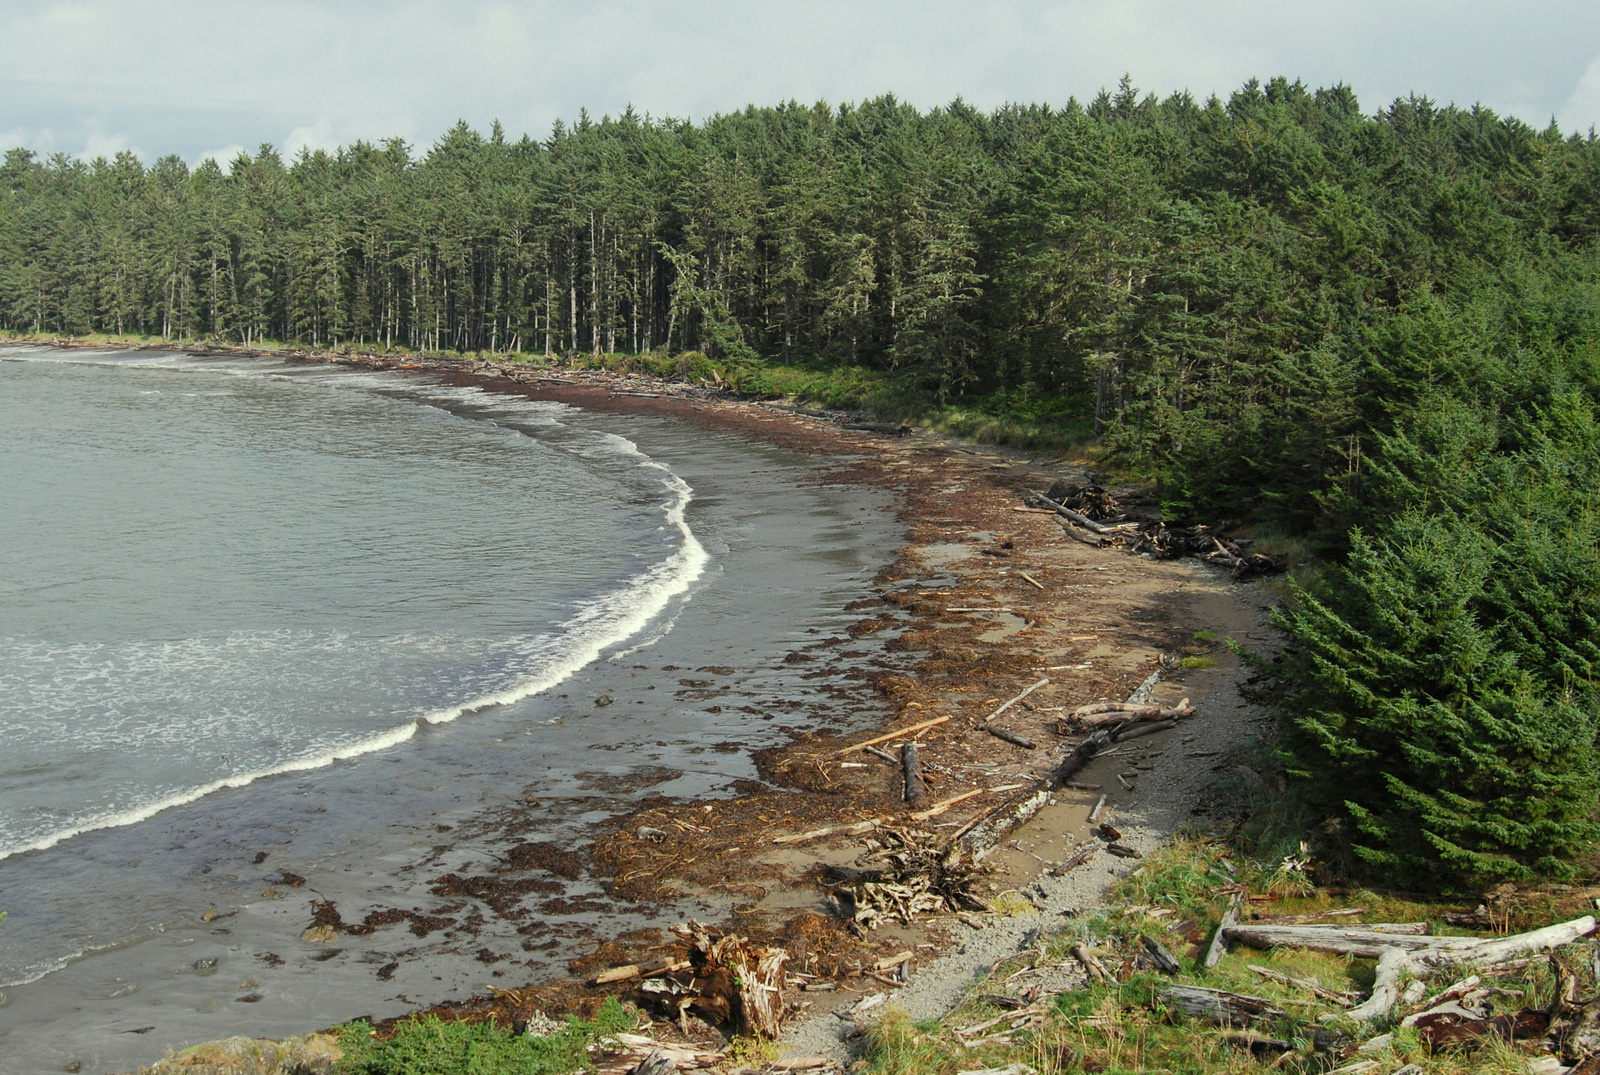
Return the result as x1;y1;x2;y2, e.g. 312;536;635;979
0;363;709;863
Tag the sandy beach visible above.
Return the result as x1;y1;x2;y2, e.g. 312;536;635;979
0;346;1273;1073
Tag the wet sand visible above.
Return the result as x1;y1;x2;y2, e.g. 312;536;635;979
0;347;1276;1073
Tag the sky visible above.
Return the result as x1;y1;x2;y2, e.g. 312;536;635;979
1;0;1598;168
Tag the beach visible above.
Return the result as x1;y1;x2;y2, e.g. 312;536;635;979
0;347;1272;1073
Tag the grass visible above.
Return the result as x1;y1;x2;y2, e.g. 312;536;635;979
334;997;634;1075
857;834;1596;1075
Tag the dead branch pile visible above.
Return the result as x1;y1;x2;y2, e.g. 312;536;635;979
621;920;789;1038
833;826;990;929
1030;490;1283;579
1042;481;1124;521
1124;525;1280;579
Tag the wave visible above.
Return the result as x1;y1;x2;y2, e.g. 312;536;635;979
0;349;709;862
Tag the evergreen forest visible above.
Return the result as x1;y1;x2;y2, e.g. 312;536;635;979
6;77;1600;889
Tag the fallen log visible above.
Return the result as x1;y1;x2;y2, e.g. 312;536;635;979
1159;985;1286;1027
910;788;985;821
1222;925;1443;958
591;958;692;986
1057;522;1106;547
1073;700;1194;727
986;678;1050;723
835;715;950;755
984;725;1036;750
1087;794;1109;823
1073;700;1175;718
1231;915;1598;1022
771;818;885;845
1203;895;1242;969
1056;730;1113;785
901;742;926;804
1347;946;1411;1022
1036;494;1124;535
1142;934;1182;975
958;784;1052;861
1051;844;1098;875
1114;719;1176;743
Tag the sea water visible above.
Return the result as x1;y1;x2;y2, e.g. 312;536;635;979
0;348;703;976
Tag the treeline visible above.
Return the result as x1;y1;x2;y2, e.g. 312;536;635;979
7;78;1600;888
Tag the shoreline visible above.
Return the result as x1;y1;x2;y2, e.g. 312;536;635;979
299;348;1279;1050
0;340;1273;1072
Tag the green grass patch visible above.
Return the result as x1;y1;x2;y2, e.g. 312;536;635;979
335;997;633;1075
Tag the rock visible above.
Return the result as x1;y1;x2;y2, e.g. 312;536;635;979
201;909;218;923
595;695;614;707
300;925;338;944
192;957;219;975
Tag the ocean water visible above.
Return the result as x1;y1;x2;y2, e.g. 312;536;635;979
0;347;899;1073
0;347;703;949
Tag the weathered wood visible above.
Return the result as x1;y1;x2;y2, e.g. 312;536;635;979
1223;925;1443;958
1037;494;1123;535
862;744;898;764
909;788;985;821
1115;719;1176;742
1142;934;1182;975
959;786;1052;861
984;725;1036;749
1203;895;1241;969
1247;964;1355;1006
1051;844;1098;875
986;678;1050;723
834;715;951;755
771;818;884;845
1057;521;1106;547
901;742;926;804
1422;915;1597;968
1074;701;1195;728
1347;946;1411;1022
629;1049;677;1075
1087;794;1109;823
1057;731;1112;785
591;957;692;985
1159;985;1285;1027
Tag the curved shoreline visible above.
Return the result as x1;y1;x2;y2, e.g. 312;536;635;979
0;341;1271;1073
0;349;709;870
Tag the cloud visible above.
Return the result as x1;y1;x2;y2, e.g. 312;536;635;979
1;0;1597;162
1560;56;1600;135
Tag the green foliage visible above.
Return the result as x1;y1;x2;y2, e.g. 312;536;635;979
1270;514;1600;887
335;997;632;1075
10;79;1600;885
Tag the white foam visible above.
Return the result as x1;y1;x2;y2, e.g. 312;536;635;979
0;347;710;861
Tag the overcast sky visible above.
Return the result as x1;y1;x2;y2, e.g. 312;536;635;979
2;0;1598;167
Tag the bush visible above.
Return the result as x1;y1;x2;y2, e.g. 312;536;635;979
335;997;633;1075
1269;511;1600;888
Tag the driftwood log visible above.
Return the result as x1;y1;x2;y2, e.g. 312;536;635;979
1227;914;1598;1022
957;784;1053;861
1159;985;1286;1027
985;678;1049;722
901;742;926;804
1056;730;1113;785
1142;934;1183;975
984;725;1036;749
1072;699;1194;727
1203;895;1242;969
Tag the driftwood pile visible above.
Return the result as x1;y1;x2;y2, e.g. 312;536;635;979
600;920;790;1039
834;827;991;929
1030;490;1281;579
1160;913;1600;1065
